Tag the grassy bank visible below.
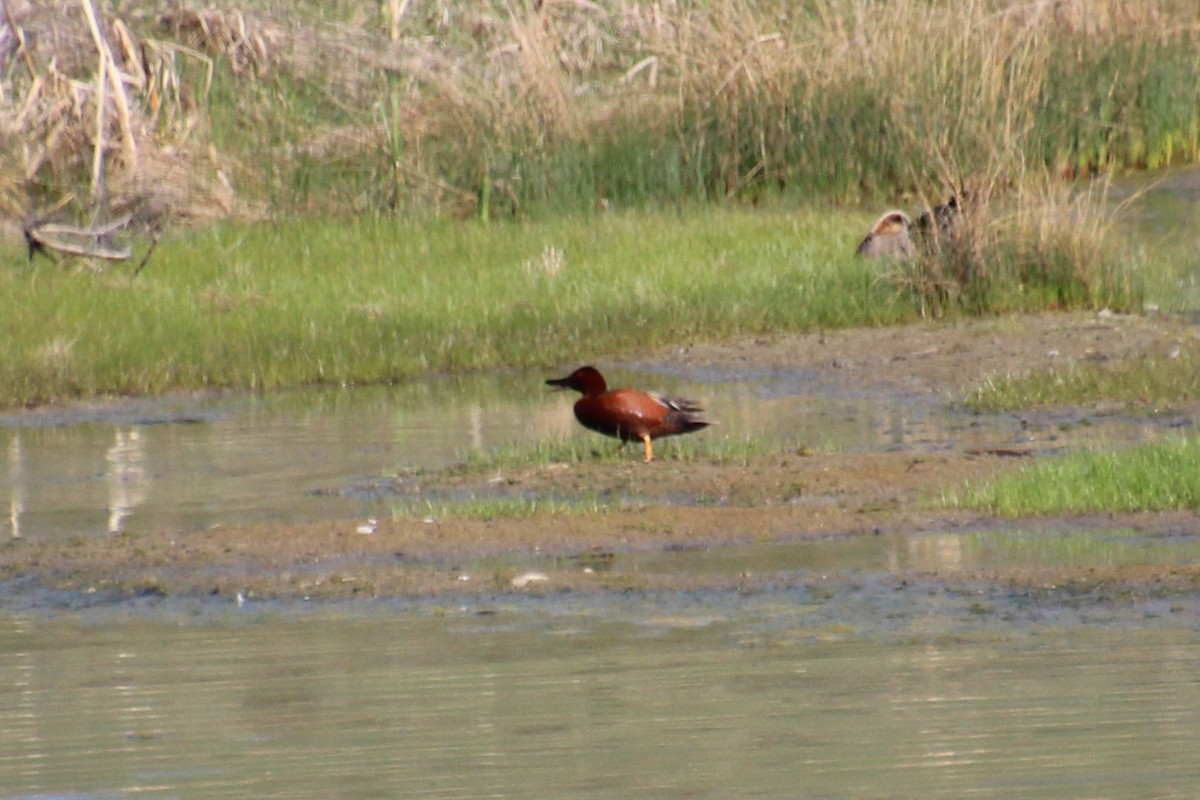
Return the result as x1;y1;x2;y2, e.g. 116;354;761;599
0;0;1192;408
0;206;910;407
1;196;1181;408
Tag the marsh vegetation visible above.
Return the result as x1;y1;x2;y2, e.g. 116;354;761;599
6;15;1200;799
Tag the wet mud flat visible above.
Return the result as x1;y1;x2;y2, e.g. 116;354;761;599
3;449;1200;621
2;311;1200;625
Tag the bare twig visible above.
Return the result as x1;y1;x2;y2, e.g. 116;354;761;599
1;0;36;80
25;230;133;261
132;234;159;277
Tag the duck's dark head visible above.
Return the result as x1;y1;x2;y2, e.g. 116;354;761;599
546;366;608;396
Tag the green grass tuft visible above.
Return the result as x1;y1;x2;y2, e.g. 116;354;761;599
945;436;1200;514
966;353;1200;413
463;431;797;471
393;495;611;521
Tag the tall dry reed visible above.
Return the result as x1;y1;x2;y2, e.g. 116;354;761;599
377;0;1200;213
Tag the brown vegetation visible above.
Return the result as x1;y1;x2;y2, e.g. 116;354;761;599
3;0;1198;232
1;0;234;237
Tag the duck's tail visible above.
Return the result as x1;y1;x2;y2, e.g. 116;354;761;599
660;395;714;431
856;210;913;258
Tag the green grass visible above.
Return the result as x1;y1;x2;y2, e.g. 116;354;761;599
0;205;913;407
966;352;1200;413
0;196;1152;408
393;495;611;521
462;431;796;472
945;436;1200;515
6;179;1173;409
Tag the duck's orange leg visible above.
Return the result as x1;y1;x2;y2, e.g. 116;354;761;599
641;434;654;463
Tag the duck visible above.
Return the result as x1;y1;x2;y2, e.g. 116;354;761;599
855;210;914;259
914;193;970;242
546;366;713;462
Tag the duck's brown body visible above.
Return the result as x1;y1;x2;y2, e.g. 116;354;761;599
546;366;713;462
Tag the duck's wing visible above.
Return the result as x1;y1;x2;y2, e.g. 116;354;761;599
655;394;705;414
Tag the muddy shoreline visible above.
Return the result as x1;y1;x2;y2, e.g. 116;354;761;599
3;311;1199;611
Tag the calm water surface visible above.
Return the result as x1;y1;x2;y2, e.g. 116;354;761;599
2;609;1199;799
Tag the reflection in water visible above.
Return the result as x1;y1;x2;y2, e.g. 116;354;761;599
0;613;1198;798
902;531;965;573
615;527;1200;588
105;428;148;534
8;434;22;539
0;380;578;541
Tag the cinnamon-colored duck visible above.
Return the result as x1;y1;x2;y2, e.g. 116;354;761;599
546;366;713;462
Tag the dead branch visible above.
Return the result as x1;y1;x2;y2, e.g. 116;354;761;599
24;217;135;262
39;212;131;237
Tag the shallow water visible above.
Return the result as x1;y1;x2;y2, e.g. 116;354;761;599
0;372;995;540
1113;163;1200;313
1112;163;1200;240
0;377;562;540
621;525;1200;580
2;607;1199;799
0;369;1187;542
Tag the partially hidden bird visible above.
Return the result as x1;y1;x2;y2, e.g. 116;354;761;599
855;210;914;259
546;366;713;462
